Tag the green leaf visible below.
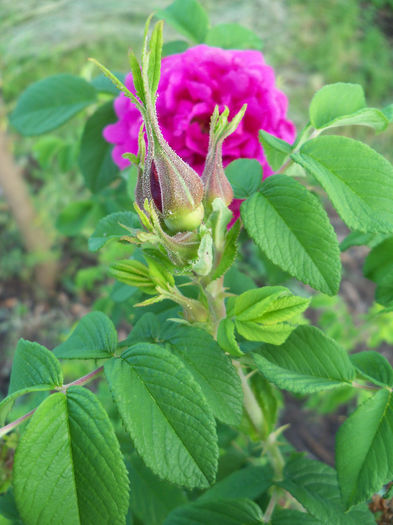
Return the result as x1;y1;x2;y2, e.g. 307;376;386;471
157;0;209;43
105;343;218;489
109;260;157;294
280;456;375;525
205;24;263;50
88;211;140;251
91;72;126;95
79;101;119;193
148;21;164;98
351;351;393;387
252;326;355;393
56;200;95;236
128;53;145;105
225;159;262;199
54;312;117;359
363;236;393;284
163;498;263;525
241;176;341;295
199;465;273;503
9;339;62;395
163;40;189;56
293;136;393;233
336;389;393;508
376;274;393;307
10;74;96;136
309;83;365;129
340;231;388;251
272;508;323;525
383;103;393;121
129;453;187;525
13;387;129;525
217;318;244;357
259;130;293;171
211;220;241;280
161;323;243;426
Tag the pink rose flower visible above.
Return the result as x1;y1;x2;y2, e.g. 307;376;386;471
103;45;296;217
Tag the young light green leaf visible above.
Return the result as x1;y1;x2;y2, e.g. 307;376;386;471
88;211;140;251
129;453;187;525
309;83;366;129
314;107;389;132
105;343;218;489
13;387;129;525
259;130;293;171
10;74;96;136
211;220;241;280
148;21;164;98
336;389;393;509
78;101;119;193
236;320;301;346
205;24;263;50
9;339;62;395
217;318;244;357
279;456;375;525
225;159;262;199
161;323;243;426
241;176;341;295
199;465;273;503
54;312;117;359
252;325;355;393
350;351;393;387
157;0;209;43
293;136;393;233
163;498;263;525
128;52;145;104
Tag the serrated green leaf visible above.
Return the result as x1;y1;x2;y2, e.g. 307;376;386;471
13;387;129;525
10;74;96;136
241;176;341;295
109;260;157;294
79;101;119;193
217;318;244;357
376;274;393;307
161;323;243;426
123;312;160;345
252;326;355;393
259;130;293;171
199;465;273;503
205;23;263;50
318;107;389;132
88;211;140;251
163;498;263;525
54;312;117;359
280;456;375;525
225;159;262;199
9;339;62;394
157;0;209;43
293;136;393;233
351;351;393;387
129;453;187;525
336;389;393;508
105;343;218;489
309;83;366;129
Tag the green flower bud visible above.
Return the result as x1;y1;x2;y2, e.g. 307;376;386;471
202;104;247;214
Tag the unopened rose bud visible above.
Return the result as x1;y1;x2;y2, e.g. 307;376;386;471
202;104;247;214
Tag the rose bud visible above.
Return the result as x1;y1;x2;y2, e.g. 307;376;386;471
201;104;247;214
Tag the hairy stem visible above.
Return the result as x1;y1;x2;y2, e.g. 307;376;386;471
0;366;104;439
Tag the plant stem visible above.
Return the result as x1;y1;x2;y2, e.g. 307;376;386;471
0;366;104;439
263;489;279;523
